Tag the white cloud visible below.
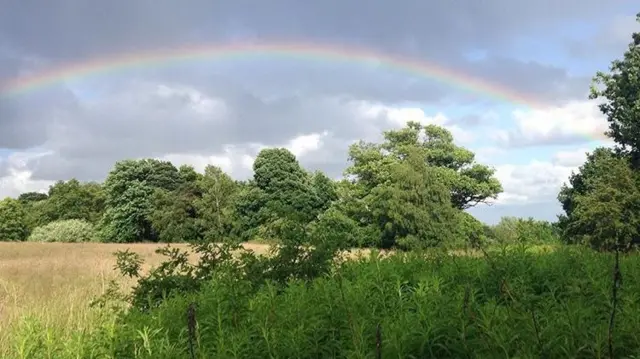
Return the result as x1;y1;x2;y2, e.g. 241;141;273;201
494;100;610;147
157;131;329;180
354;101;475;144
493;156;583;205
285;131;329;158
154;84;228;117
551;147;590;167
0;150;55;198
474;146;506;163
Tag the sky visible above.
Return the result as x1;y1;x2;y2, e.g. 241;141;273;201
0;1;638;224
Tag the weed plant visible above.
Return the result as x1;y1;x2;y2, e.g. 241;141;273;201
9;245;640;358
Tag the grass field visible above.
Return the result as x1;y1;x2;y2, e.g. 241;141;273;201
0;242;273;356
0;241;561;357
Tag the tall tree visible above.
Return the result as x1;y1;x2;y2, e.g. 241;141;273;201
100;159;183;243
557;148;640;248
195;165;239;242
43;179;105;224
150;165;204;243
566;154;640;250
363;148;459;249
590;13;640;163
346;121;502;210
310;171;338;212
235;148;320;241
0;198;29;241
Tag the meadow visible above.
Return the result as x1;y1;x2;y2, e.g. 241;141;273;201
0;242;268;357
3;241;640;358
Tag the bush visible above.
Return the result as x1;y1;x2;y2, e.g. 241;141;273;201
490;216;560;245
27;219;98;243
61;247;640;358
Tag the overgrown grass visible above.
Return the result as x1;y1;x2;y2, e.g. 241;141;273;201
0;242;190;357
4;243;638;358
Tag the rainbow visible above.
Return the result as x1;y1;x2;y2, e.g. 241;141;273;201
0;41;546;106
0;41;609;141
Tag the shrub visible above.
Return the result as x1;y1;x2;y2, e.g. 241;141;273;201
27;219;98;243
491;216;560;245
72;247;640;358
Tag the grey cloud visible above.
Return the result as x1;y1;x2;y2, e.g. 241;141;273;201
0;158;8;178
565;14;640;61
455;57;592;105
16;81;391;181
1;0;623;110
1;0;614;62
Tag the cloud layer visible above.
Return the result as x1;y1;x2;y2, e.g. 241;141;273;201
1;0;634;223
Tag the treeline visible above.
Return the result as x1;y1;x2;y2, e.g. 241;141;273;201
0;120;559;249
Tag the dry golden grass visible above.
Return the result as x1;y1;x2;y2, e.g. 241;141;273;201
0;241;273;355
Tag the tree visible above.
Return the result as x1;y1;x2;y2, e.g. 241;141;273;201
42;179;105;224
565;154;640;250
235;148;320;241
150;165;204;243
28;219;98;243
310;170;338;212
590;13;640;163
18;192;50;232
0;198;29;241
100;159;183;243
491;216;559;245
364;148;459;249
346;121;502;210
18;192;48;204
194;165;239;242
557;148;622;242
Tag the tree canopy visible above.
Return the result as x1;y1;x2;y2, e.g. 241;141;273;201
558;14;640;251
0;121;506;249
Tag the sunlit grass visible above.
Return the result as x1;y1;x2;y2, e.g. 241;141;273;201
0;241;559;357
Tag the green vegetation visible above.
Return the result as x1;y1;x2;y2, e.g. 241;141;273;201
10;247;640;358
27;219;98;243
2;11;640;359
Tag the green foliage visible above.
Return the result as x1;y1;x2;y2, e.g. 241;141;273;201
99;181;156;243
310;170;338;212
99;159;183;243
149;165;204;243
27;248;640;358
194;165;240;242
365;149;460;249
103;221;341;312
235;148;325;242
491;216;560;245
557;148;640;250
0;197;29;241
590;13;640;163
346;121;503;210
45;179;105;224
566;155;640;251
335;123;498;250
27;219;98;243
17;191;48;203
